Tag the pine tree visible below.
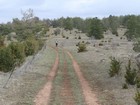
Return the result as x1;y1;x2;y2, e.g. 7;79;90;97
88;18;104;39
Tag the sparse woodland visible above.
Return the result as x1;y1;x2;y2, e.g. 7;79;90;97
2;9;140;104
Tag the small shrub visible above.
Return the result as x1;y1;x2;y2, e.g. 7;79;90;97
0;36;5;47
112;31;118;36
78;42;87;53
109;57;121;77
122;83;128;89
78;36;81;39
99;43;103;46
134;90;140;105
136;77;140;88
54;28;60;36
137;82;140;88
0;47;15;72
66;37;69;39
38;39;45;50
8;42;25;66
125;59;137;85
62;35;65;38
133;40;140;52
24;37;39;56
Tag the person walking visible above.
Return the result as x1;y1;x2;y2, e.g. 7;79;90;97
55;40;58;47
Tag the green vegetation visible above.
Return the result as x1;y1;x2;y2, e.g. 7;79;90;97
78;42;87;53
109;57;121;77
78;36;81;39
133;39;140;52
88;18;104;39
0;36;5;47
66;36;69;39
0;47;15;72
54;28;61;36
24;37;39;56
125;60;137;85
134;90;140;105
0;9;47;72
122;83;128;89
8;42;25;66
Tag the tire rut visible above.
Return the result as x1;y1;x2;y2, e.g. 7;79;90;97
66;51;100;105
34;47;59;105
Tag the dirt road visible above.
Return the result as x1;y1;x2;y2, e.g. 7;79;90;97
34;47;59;105
34;46;99;105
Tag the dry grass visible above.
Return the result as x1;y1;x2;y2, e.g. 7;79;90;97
0;27;139;105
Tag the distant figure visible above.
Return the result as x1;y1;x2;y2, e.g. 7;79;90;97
55;40;58;47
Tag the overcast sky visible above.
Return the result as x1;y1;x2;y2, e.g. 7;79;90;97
0;0;140;23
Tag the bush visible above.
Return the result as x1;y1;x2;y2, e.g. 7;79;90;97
125;60;137;85
66;37;69;39
62;35;65;38
0;47;15;72
8;42;25;66
109;57;121;77
38;39;45;50
54;28;60;36
112;31;118;36
78;36;81;39
99;43;103;46
24;37;39;56
0;36;5;47
82;41;85;43
122;83;128;89
78;42;87;53
134;90;140;105
133;40;140;52
136;79;140;88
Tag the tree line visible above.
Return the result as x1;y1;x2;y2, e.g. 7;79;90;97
1;14;140;40
48;15;140;40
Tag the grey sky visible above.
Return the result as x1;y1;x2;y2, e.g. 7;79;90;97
0;0;140;23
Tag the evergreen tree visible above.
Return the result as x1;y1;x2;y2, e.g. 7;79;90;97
88;18;104;39
64;17;73;30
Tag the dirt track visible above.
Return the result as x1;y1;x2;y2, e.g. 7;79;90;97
34;46;99;105
67;51;99;105
34;47;59;105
